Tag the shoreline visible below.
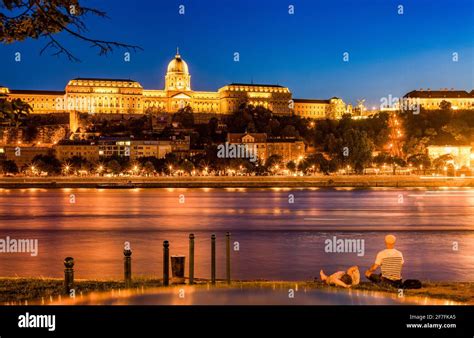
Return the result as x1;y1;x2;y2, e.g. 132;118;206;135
1;175;473;189
0;278;472;305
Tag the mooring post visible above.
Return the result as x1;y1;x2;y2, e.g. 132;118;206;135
64;257;74;295
211;234;216;285
226;232;231;285
189;233;195;285
124;248;132;287
163;240;170;286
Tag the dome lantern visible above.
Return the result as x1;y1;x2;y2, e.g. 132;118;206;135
165;49;191;91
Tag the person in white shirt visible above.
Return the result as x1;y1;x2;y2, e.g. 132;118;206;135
365;234;404;288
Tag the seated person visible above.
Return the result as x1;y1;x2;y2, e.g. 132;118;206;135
365;234;404;288
319;266;360;288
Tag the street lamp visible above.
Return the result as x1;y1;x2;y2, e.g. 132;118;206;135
132;165;139;175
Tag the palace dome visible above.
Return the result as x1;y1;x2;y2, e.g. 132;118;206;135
167;50;189;74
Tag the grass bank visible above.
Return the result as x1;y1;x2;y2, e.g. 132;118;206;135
1;277;472;305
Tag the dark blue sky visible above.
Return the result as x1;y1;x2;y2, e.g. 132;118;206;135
1;0;473;107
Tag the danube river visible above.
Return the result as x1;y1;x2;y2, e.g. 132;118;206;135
0;188;473;281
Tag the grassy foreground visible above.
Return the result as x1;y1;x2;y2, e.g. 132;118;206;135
1;277;473;304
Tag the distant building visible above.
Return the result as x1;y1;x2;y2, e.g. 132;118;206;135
0;146;53;168
293;97;347;119
227;132;305;163
169;136;191;159
266;138;306;164
228;133;267;160
404;89;474;110
97;138;174;160
427;145;472;168
54;141;99;162
1;50;346;119
130;140;173;160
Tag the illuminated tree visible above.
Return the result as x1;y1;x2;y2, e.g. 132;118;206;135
286;161;296;172
0;95;31;126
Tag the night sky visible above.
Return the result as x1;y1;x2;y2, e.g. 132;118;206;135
0;0;472;107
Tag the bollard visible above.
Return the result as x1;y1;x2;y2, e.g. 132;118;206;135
64;257;74;295
226;232;231;284
124;248;132;287
163;240;170;286
211;234;216;285
189;233;195;285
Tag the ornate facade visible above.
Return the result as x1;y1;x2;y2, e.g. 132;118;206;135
227;132;305;164
1;51;347;119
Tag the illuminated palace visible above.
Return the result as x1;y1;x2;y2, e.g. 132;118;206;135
0;50;347;119
404;89;474;110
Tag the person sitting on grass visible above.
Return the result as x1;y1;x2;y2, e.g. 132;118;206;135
319;266;360;288
365;234;404;288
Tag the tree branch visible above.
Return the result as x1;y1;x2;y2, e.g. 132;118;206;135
40;33;80;62
3;0;143;61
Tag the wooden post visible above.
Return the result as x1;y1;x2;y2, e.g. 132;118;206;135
64;257;74;295
124;248;132;287
226;232;231;284
189;233;195;285
211;234;216;285
163;240;170;286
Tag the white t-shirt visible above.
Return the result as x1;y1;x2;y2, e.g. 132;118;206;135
375;249;404;280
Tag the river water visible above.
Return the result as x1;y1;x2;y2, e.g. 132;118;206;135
0;187;473;281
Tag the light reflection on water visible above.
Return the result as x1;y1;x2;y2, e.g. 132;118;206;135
27;286;460;306
0;188;473;281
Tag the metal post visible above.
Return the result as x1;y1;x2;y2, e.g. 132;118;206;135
211;234;216;285
189;233;195;285
163;240;170;286
226;232;231;284
124;248;132;287
64;257;74;295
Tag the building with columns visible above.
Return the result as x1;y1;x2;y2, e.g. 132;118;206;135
1;50;347;119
